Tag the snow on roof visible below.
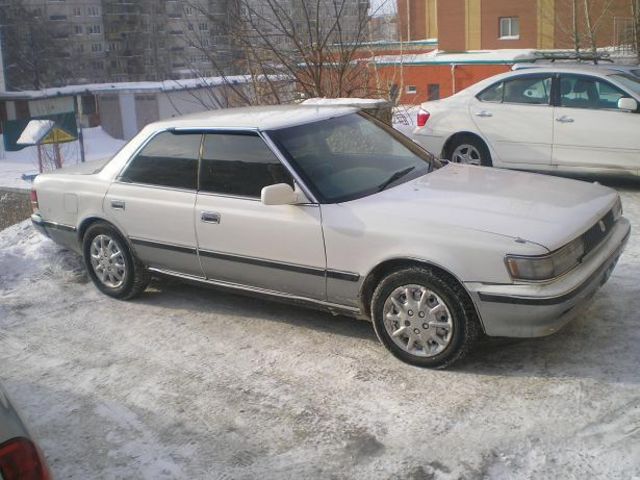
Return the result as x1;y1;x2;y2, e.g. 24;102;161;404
371;49;538;65
301;97;390;107
0;75;274;100
16;120;55;146
150;104;359;130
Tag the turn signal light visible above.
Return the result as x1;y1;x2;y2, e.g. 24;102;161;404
0;437;52;480
417;109;430;127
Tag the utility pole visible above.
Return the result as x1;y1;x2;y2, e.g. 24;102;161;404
73;95;86;163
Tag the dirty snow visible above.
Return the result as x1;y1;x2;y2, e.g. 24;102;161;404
1;184;640;479
0;126;125;190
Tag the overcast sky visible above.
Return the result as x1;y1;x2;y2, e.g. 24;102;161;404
371;0;397;16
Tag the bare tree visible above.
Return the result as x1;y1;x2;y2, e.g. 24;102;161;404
543;0;616;61
179;0;388;105
583;0;616;61
0;1;73;89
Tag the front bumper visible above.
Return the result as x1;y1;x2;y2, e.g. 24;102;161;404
467;217;631;337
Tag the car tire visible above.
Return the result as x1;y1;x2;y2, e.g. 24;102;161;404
448;135;492;167
371;266;480;369
82;222;150;300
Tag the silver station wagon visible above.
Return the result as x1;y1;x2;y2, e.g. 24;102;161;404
31;106;630;368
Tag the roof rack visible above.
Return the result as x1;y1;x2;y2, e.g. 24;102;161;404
532;50;613;63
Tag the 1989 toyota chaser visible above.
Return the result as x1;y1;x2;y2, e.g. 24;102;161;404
31;106;630;368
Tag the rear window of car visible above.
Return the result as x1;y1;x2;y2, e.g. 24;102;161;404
120;132;201;190
477;75;551;105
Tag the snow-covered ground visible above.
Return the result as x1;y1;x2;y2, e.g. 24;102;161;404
0;184;639;479
0;127;125;190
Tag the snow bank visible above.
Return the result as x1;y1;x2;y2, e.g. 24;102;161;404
0;127;125;190
0;221;85;292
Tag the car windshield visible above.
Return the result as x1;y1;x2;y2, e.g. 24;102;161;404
609;73;640;96
267;112;437;203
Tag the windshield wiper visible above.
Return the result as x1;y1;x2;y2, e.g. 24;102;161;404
377;166;416;192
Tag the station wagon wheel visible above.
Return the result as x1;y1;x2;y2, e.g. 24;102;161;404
82;221;150;300
371;266;480;369
448;135;492;167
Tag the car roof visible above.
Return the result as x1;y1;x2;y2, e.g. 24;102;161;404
462;64;637;95
513;63;639;74
150;104;359;131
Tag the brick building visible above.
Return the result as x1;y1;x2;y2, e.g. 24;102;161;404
398;0;634;51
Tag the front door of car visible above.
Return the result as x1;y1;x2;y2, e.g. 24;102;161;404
470;74;554;166
194;132;327;300
552;74;640;174
104;131;203;277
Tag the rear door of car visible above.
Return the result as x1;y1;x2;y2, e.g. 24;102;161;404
194;131;327;300
552;73;640;174
470;73;554;166
104;130;203;277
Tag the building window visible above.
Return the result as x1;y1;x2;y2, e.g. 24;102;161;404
406;85;417;94
91;43;102;52
427;84;440;101
199;22;208;31
74;25;82;34
499;17;520;39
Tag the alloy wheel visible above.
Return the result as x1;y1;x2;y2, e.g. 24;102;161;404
89;234;127;289
451;144;481;165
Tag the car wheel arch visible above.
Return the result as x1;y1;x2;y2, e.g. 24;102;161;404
77;216;136;254
359;257;481;324
442;131;489;159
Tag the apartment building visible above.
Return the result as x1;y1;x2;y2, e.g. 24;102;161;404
398;0;634;52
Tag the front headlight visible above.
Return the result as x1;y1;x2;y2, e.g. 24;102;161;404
505;237;585;281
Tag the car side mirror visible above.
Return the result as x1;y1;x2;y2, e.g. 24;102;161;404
618;97;638;111
261;183;298;205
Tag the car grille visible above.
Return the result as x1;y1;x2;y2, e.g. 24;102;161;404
582;208;615;256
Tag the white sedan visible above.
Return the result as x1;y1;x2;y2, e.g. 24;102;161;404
31;105;630;368
412;65;640;176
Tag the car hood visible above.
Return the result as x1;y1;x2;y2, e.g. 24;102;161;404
350;164;617;251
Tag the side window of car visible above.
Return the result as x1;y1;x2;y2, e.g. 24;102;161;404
560;75;627;110
199;133;293;198
121;131;201;190
477;81;504;103
502;76;551;105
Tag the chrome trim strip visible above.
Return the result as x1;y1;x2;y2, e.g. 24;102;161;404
130;237;197;255
326;270;361;282
198;248;326;277
41;220;77;232
148;267;360;313
130;239;360;282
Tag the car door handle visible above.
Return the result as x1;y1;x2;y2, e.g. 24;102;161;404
201;211;221;224
556;115;574;123
111;200;125;210
474;111;493;118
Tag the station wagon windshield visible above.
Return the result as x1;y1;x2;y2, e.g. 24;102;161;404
268;112;437;203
